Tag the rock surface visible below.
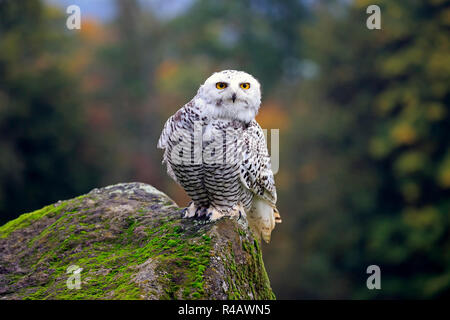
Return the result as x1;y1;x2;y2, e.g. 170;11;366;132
0;183;275;300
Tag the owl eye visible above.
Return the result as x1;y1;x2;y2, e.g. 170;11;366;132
240;82;250;90
216;82;228;90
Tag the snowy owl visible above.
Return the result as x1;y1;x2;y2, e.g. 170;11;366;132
157;70;281;242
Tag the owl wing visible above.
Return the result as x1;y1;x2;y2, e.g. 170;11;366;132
239;120;277;205
157;101;196;183
157;108;184;150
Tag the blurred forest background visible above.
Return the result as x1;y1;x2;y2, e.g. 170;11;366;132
0;0;449;299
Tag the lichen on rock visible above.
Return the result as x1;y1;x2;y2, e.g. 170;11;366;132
0;182;275;300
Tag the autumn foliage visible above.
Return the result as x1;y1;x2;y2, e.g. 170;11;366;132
0;0;448;299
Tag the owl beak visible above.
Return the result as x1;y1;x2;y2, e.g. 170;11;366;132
232;93;237;103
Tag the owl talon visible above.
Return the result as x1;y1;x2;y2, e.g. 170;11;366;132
195;206;208;218
182;202;197;219
230;203;246;220
206;207;225;222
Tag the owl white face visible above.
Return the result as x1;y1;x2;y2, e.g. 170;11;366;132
197;70;261;123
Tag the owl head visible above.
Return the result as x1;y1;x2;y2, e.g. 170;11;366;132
197;70;261;123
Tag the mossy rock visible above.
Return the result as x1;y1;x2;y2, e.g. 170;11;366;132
0;182;275;300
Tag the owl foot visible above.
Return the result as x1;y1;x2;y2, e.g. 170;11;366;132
182;202;196;219
229;203;246;220
182;202;208;219
205;207;225;222
205;203;246;222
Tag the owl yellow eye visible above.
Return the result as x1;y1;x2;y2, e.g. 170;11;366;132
216;82;228;90
240;82;250;90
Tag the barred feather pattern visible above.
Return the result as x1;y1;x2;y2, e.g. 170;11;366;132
157;98;277;214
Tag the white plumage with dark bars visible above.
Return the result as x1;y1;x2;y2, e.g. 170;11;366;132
158;70;281;243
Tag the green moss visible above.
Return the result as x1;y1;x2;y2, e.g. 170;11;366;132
129;223;212;299
223;229;275;300
0;202;68;239
10;211;213;300
1;186;274;300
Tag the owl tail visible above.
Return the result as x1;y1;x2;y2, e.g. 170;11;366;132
274;207;282;224
248;198;281;244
